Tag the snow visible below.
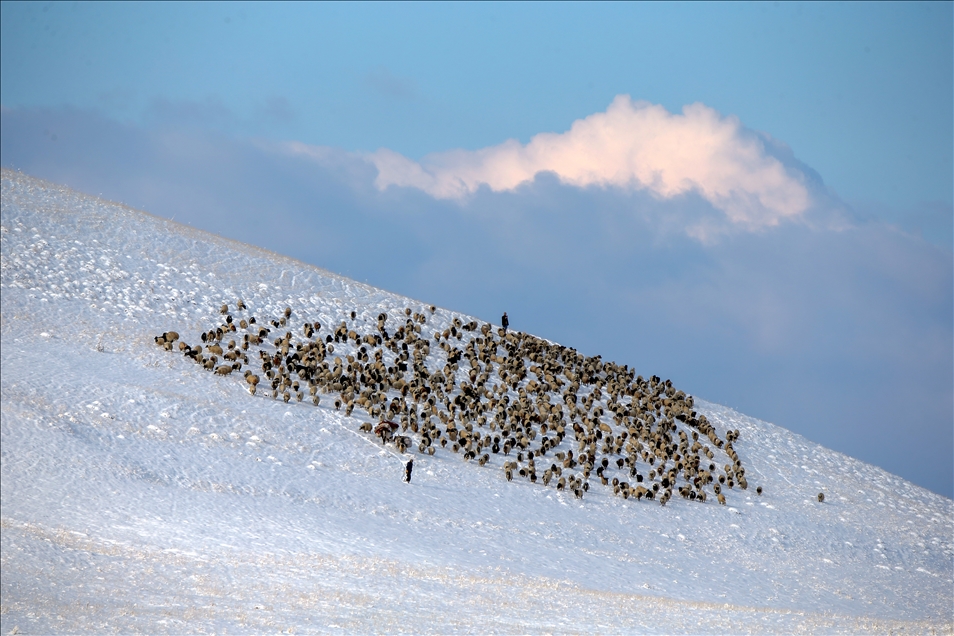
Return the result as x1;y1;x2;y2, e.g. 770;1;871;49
2;168;952;634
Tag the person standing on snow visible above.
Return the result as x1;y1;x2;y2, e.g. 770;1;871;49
404;459;413;483
501;312;509;334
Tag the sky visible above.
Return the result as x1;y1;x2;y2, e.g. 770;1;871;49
1;1;951;498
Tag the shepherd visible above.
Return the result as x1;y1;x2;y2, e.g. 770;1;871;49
501;312;509;334
404;458;414;483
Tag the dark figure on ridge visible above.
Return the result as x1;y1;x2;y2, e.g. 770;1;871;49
501;312;509;333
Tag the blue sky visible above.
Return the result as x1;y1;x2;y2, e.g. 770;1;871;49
2;1;951;497
3;2;951;215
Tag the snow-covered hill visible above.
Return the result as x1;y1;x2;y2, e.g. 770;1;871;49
2;168;951;634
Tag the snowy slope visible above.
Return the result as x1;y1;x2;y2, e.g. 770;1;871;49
2;168;951;634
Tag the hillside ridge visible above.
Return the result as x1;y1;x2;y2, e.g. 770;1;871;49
2;169;951;634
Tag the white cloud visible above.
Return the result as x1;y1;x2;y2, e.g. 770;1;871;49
370;96;812;230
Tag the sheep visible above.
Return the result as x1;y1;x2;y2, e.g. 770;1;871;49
152;302;757;511
395;436;411;453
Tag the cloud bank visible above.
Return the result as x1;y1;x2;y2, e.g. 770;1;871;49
1;104;951;498
371;96;813;231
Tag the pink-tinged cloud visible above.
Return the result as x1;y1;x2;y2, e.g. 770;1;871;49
370;96;812;230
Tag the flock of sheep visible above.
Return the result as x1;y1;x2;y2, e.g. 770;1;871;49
155;301;760;506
